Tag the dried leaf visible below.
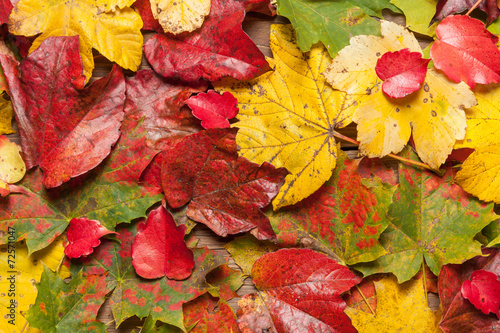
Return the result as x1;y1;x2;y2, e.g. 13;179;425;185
461;270;500;318
151;0;211;34
0;135;25;196
186;90;238;129
65;218;117;259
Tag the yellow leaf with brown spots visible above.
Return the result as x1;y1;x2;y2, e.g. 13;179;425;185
0;96;14;135
214;24;350;209
151;0;210;34
0;136;25;196
324;20;476;169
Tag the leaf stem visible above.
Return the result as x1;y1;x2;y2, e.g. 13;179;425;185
422;262;428;304
20;320;28;333
332;131;433;170
355;285;375;315
466;0;483;16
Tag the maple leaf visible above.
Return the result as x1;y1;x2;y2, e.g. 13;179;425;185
70;223;227;330
7;0;142;80
26;266;107;332
461;270;500;318
0;110;162;254
238;248;361;332
65;217;117;259
352;149;498;282
432;0;500;24
324;20;476;170
162;128;288;240
0;136;25;196
151;0;211;34
144;0;272;82
183;294;239;333
215;24;351;209
390;0;438;36
0;238;69;332
439;248;500;332
0;95;14;135
268;150;396;265
132;205;194;280
0;36;125;188
276;0;401;56
375;48;430;98
431;15;500;88
185;90;239;129
346;275;441;332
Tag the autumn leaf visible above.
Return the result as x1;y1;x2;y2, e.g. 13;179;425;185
0;135;25;196
26;266;107;332
352;149;498;282
65;218;117;259
324;20;476;169
390;0;438;36
132;205;194;280
432;0;500;25
431;15;500;88
183;294;239;333
8;0;142;80
439;248;500;332
162;128;288;240
151;0;211;34
346;275;441;332
0;95;14;135
461;270;500;318
206;264;244;301
215;24;351;209
0;36;125;188
343;275;379;314
185;90;239;129
0;0;13;24
268;150;396;265
144;0;272;82
0;238;69;332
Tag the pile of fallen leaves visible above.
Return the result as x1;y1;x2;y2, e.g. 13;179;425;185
2;0;500;331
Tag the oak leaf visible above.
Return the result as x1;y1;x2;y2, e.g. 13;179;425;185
215;24;351;209
324;20;476;169
0;135;25;196
185;90;238;129
461;270;500;318
0;95;14;135
0;36;125;188
151;0;211;34
390;0;438;36
432;0;500;24
8;0;143;79
346;275;441;332
65;218;117;259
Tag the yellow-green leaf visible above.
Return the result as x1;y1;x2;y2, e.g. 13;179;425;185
0;96;14;135
214;24;350;209
390;0;437;37
151;0;211;34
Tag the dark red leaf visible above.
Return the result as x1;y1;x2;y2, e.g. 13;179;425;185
461;270;500;318
162;128;288;240
430;15;500;88
446;148;474;163
185;90;238;129
439;248;500;332
0;36;125;188
0;0;14;25
133;0;162;31
131;205;194;280
143;0;272;83
183;294;240;333
65;217;117;259
343;275;381;314
375;48;430;98
432;0;500;25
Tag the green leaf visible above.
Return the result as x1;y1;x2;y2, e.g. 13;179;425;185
276;0;400;56
353;149;498;282
390;0;438;36
26;265;107;332
268;150;396;265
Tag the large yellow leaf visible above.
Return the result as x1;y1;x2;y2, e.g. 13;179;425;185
8;0;143;80
214;24;349;209
346;275;442;333
0;136;25;196
152;0;210;34
0;96;14;135
324;20;476;169
0;238;69;332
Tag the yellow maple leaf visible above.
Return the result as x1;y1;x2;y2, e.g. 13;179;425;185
0;136;25;196
0;237;70;332
214;24;350;209
152;0;210;34
324;20;476;170
0;96;14;135
346;275;442;333
8;0;143;80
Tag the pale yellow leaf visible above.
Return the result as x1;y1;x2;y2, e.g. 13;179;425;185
0;136;25;195
0;96;14;135
152;0;210;34
215;24;349;209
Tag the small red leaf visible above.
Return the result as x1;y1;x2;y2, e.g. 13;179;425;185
375;48;430;98
65;218;117;259
461;270;500;318
430;15;500;88
186;90;239;129
132;205;195;280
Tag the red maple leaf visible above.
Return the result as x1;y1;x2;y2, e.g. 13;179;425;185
132;205;195;280
65;217;117;258
432;0;500;25
0;36;125;188
143;0;272;82
375;48;430;98
430;15;500;88
186;90;239;129
461;270;500;318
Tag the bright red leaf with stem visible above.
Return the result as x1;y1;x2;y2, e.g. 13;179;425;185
375;48;430;98
432;0;500;25
65;217;117;259
132;205;195;280
461;270;500;318
185;90;239;129
430;15;500;88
